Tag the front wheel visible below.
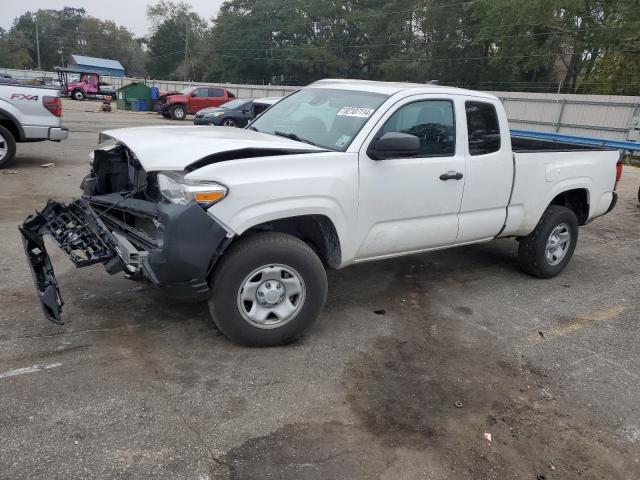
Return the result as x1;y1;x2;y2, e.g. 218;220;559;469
169;104;187;120
221;118;237;127
208;232;328;347
518;205;579;279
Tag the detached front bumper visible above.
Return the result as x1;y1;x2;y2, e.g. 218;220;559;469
20;195;232;324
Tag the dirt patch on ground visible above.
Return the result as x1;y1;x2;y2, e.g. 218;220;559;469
342;299;638;480
222;259;638;480
222;422;394;480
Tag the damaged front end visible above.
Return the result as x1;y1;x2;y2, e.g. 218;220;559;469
20;143;232;324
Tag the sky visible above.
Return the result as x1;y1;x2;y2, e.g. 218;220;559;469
0;0;226;36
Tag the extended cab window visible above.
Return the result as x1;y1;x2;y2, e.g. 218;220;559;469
466;101;501;155
381;100;455;157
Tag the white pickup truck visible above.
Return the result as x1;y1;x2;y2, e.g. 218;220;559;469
0;83;68;167
20;79;620;346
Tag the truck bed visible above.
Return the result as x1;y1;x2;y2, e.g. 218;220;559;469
510;135;614;152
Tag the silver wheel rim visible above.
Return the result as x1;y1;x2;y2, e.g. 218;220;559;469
74;92;83;100
0;133;7;161
545;223;571;266
237;264;306;329
174;107;185;118
222;119;235;126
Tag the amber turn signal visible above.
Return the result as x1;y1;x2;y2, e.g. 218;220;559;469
194;191;226;203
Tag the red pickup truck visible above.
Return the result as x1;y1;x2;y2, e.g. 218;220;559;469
157;86;235;120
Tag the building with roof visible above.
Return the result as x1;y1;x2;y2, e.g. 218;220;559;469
69;55;125;77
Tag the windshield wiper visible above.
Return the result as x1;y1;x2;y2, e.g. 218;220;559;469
273;130;317;146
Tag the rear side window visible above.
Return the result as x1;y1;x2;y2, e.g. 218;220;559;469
209;88;224;97
466;101;501;155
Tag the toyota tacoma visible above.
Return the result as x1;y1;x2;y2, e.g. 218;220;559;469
20;79;621;346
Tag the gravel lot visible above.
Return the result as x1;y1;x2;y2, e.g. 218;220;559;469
1;99;639;479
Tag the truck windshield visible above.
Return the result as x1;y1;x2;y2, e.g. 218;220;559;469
250;88;389;151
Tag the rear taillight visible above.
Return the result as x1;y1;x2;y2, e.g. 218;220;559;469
614;160;622;191
43;96;62;117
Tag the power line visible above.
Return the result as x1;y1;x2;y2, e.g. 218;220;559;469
144;46;640;62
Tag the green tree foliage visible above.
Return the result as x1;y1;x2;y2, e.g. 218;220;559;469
203;0;640;93
2;7;144;74
146;1;208;80
2;0;639;94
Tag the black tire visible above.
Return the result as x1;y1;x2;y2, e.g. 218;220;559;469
518;205;579;279
221;118;237;127
0;125;17;168
208;232;328;347
72;89;85;101
170;104;187;120
161;112;171;119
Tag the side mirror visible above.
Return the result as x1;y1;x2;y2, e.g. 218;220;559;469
367;132;421;160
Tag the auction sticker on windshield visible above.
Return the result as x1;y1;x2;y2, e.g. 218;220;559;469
337;107;375;118
335;135;352;148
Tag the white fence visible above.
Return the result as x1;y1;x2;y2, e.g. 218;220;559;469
0;67;296;99
493;91;640;142
3;67;639;141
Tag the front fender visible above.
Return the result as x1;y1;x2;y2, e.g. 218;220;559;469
214;196;354;263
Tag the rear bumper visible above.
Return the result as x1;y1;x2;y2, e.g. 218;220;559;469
22;126;68;142
20;196;232;324
49;127;68;141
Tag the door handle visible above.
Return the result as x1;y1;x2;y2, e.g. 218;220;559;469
439;171;464;181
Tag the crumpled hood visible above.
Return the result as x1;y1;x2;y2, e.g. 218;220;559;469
99;126;326;172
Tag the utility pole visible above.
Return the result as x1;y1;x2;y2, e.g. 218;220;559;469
184;22;189;82
35;16;41;70
58;39;64;67
76;27;86;55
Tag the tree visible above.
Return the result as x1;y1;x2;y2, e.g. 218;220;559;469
146;1;208;80
2;8;146;74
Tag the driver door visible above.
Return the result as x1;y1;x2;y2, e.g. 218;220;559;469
355;96;465;260
190;88;210;112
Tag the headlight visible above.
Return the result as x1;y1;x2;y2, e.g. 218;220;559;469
157;172;227;207
205;111;225;118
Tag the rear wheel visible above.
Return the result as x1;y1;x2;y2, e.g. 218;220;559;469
222;118;237;127
170;104;187;120
0;125;17;168
518;205;579;278
208;232;328;347
72;89;85;101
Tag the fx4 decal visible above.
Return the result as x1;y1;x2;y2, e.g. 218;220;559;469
11;94;39;101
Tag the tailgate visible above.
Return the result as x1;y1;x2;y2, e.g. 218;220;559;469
19;199;118;323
